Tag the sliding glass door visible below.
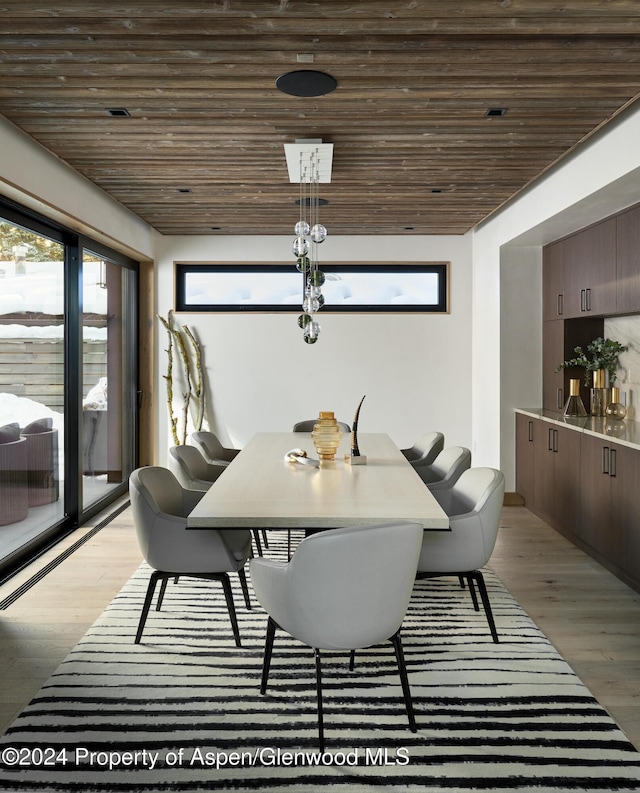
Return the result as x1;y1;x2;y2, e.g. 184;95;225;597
0;200;138;578
81;250;136;512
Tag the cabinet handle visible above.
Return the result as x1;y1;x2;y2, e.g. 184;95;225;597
610;448;616;478
557;293;563;316
580;288;586;311
528;420;533;442
557;388;563;410
553;429;558;453
602;446;610;474
548;427;554;451
586;288;591;311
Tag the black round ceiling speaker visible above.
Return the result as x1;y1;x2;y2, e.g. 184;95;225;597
276;70;337;97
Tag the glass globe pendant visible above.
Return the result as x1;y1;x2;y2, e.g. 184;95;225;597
295;220;310;237
303;320;321;344
310;224;327;243
292;236;309;257
302;293;320;313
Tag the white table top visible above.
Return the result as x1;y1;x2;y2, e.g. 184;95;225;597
188;432;449;530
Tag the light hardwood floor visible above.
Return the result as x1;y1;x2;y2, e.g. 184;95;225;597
0;501;639;749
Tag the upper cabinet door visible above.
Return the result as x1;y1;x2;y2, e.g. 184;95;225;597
616;205;640;315
562;218;617;318
543;240;565;320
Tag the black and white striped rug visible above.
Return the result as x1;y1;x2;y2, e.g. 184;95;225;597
1;531;639;792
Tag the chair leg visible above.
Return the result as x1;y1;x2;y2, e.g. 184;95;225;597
469;570;499;643
252;529;263;556
287;529;291;561
466;574;480;611
135;571;163;644
156;577;169;611
260;616;277;695
458;574;466;589
390;630;417;733
218;573;242;648
314;648;325;753
237;567;252;610
261;529;269;549
349;649;356;671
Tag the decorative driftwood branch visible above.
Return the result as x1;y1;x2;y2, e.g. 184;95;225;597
158;312;180;446
158;311;208;444
184;325;205;432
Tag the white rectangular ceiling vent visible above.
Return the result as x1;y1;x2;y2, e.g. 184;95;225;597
284;139;333;183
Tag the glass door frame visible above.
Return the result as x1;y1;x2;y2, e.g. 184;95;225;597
0;196;139;582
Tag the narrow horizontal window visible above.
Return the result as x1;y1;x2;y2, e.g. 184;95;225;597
174;263;448;313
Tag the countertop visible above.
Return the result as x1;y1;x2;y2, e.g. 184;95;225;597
515;407;640;450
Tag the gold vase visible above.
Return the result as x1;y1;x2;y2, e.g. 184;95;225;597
590;369;610;417
311;411;342;461
605;386;627;420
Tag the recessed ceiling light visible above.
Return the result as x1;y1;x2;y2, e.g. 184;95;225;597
276;70;337;97
106;108;130;117
177;188;192;194
485;107;508;117
404;226;415;231
210;226;221;230
430;188;444;193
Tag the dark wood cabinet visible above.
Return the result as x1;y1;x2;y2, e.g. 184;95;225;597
562;218;617;318
516;411;640;592
515;412;535;506
543;240;565;320
616;204;640;314
532;419;581;533
543;320;565;412
580;433;640;584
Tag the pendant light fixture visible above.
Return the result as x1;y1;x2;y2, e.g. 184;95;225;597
284;139;333;344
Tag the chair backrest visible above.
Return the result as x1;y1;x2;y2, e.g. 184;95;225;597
129;466;237;574
441;467;504;518
405;431;444;465
419;446;471;487
421;467;505;573
282;522;423;650
168;444;217;489
191;431;232;464
293;419;351;433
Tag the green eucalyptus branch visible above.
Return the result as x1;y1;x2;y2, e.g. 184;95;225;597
556;336;627;386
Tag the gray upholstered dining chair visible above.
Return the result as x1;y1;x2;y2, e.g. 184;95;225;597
293;419;351;433
416;467;505;643
168;444;227;492
401;431;445;466
168;444;268;556
129;466;252;647
415;445;471;491
250;521;424;751
191;430;240;467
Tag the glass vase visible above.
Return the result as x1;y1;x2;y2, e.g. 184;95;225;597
605;386;627;421
311;411;342;461
590;369;610;417
563;378;587;417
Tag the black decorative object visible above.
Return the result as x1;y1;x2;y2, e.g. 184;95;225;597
346;395;367;465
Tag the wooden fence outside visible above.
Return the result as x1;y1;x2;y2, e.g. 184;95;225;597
0;337;107;413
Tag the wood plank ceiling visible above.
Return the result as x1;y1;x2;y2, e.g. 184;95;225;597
1;1;640;236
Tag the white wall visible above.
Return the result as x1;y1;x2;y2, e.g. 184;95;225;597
154;234;473;462
473;103;640;488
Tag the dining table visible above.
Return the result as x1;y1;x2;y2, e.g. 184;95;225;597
187;431;449;531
